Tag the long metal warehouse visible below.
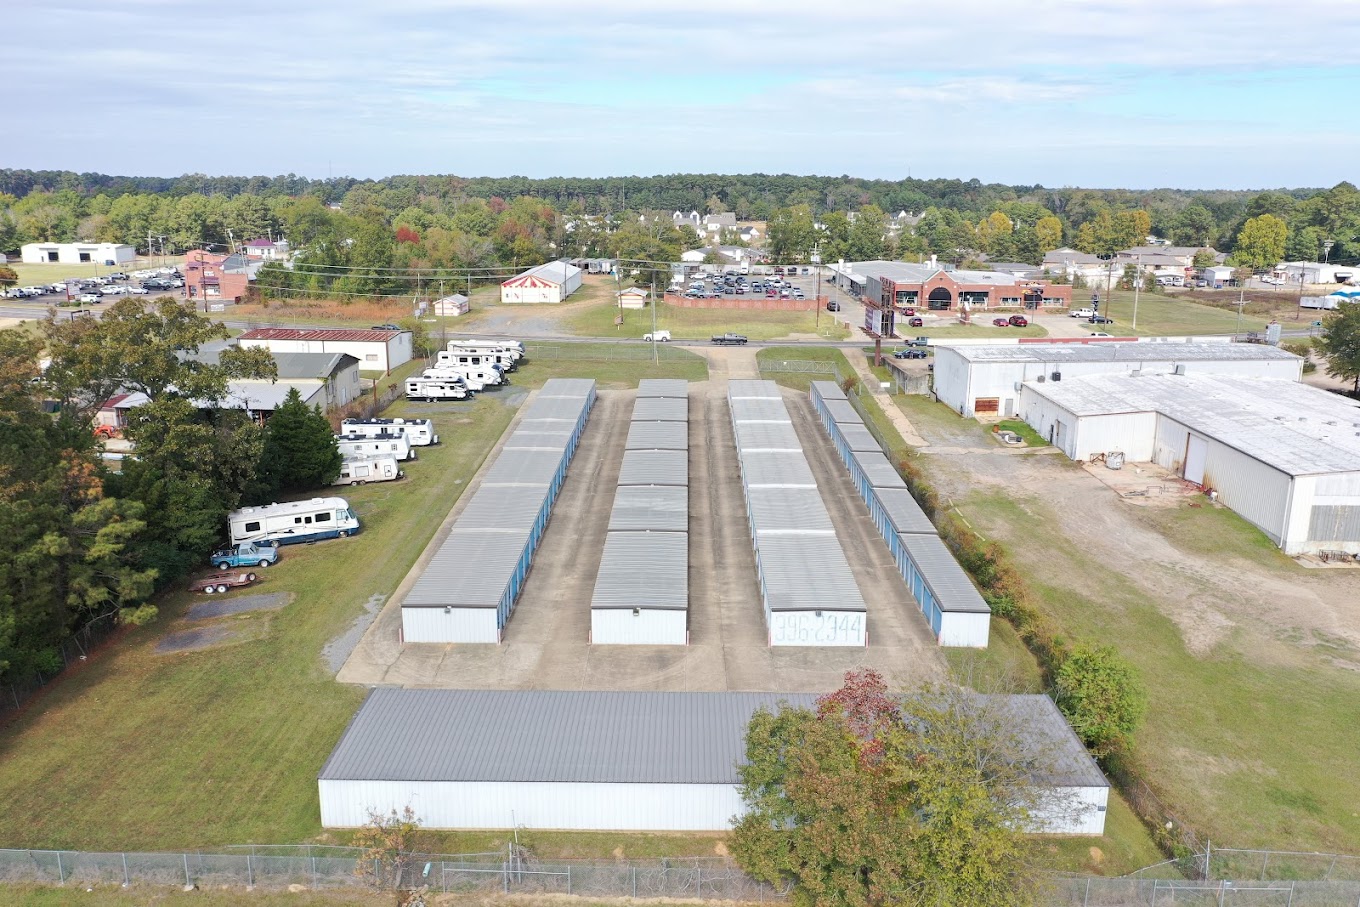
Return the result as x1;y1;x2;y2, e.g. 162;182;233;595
318;689;1108;834
809;381;991;648
401;379;596;643
728;382;867;647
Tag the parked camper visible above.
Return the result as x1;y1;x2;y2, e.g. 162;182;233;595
335;456;403;486
427;359;504;388
228;497;360;546
408;375;474;400
421;368;482;391
336;431;416;462
445;345;518;371
436;350;512;379
341;417;439;446
448;338;525;361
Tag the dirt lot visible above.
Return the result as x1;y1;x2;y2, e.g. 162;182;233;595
339;351;945;693
896;395;1360;849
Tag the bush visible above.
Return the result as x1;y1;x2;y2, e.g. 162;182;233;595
1053;644;1148;758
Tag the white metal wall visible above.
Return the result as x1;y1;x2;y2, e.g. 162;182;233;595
1070;412;1157;461
319;780;742;831
1029;785;1109;836
401;607;500;644
768;610;867;647
1296;472;1360;554
591;609;687;645
939;612;991;648
931;347;973;415
1016;388;1083;458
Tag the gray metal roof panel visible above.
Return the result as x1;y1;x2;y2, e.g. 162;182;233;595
897;533;990;613
404;528;534;607
754;535;866;612
943;341;1301;365
850;449;907;488
745;486;834;534
504;428;574;450
625;420;689;451
455;484;550;530
480;448;568;486
591;532;689;610
822;399;861;425
617;449;689;486
537;378;597;398
727;379;781;399
637;379;689;399
733;420;801;451
837;423;882;453
738;449;816;487
810;381;847;403
730;398;792;423
319;689;819;783
872;487;935;535
519;396;589;422
631;397;689;423
609;485;689;532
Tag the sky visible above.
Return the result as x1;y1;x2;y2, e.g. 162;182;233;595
8;0;1360;189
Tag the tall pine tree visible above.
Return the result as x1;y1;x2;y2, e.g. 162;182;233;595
258;389;342;495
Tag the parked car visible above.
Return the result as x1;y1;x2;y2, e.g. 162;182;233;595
893;349;928;360
905;336;930;347
902;307;916;316
371;323;401;330
77;293;101;304
107;272;129;281
1069;308;1095;319
124;286;148;295
711;333;748;345
1008;314;1028;327
1089;331;1112;337
1089;315;1116;324
826;301;841;312
908;317;924;327
992;317;1010;326
189;570;259;594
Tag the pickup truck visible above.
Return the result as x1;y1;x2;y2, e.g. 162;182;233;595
211;543;279;570
904;336;930;347
642;330;671;342
711;333;748;345
1069;308;1096;319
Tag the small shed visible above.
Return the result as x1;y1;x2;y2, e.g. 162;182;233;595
433;294;470;317
618;287;650;310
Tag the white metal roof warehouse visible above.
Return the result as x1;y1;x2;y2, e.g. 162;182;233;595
318;689;1108;835
933;340;1304;418
1018;373;1360;556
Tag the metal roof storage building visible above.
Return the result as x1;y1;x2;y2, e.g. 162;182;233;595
401;380;596;643
318;689;1108;834
1018;373;1360;557
637;378;690;399
809;381;991;647
591;382;691;644
729;382;867;646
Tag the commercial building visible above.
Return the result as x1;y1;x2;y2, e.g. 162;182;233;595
318;688;1108;835
227;352;362;415
237;327;413;373
501;261;583;304
932;341;1303;418
1018;373;1360;556
20;242;136;265
809;382;990;647
184;250;252;306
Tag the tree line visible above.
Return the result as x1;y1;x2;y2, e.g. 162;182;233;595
0;299;340;684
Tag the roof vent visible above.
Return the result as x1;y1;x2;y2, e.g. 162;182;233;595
1174;364;1186;375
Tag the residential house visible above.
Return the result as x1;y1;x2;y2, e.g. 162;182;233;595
679;245;755;266
702;213;738;237
243;238;290;261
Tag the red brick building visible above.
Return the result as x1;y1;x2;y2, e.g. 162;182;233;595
184;250;251;306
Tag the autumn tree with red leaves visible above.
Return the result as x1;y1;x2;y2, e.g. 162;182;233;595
732;671;1056;907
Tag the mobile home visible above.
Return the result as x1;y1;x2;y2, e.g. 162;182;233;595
335;456;403;486
229;497;360;546
336;431;415;462
341;417;439;446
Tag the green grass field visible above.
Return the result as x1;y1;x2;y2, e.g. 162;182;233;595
1090;289;1268;336
901;321;1049;339
563;299;849;342
958;491;1360;851
516;343;708;387
755;345;853;392
0;396;515;851
7;257;187;284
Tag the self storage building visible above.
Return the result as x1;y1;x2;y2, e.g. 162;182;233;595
1018;372;1360;556
319;689;1108;835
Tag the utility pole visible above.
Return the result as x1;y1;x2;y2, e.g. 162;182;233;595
811;243;822;333
650;277;658;365
1131;252;1142;330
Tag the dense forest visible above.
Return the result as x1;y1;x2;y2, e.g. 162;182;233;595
3;168;1358;296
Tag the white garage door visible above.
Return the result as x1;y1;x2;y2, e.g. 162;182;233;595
1184;435;1207;485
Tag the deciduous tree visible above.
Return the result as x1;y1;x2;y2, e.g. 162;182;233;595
1053;644;1147;757
1233;214;1287;271
1318;301;1360;394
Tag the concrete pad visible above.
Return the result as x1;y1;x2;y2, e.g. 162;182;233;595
186;592;290;621
156;626;241;653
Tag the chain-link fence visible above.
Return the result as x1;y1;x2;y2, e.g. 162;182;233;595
8;845;1360;904
0;619;122;726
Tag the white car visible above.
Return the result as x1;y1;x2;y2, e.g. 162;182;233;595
124;286;149;295
1070;308;1096;319
77;293;101;304
100;285;126;296
1089;331;1112;338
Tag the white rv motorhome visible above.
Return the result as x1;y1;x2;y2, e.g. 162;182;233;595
336;431;416;462
419;368;482;392
334;456;403;486
445;344;518;371
436;350;512;379
341;417;439;446
228;497;360;546
406;377;471;401
448;338;525;360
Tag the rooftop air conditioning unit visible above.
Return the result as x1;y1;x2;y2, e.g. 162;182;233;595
1174;364;1186;375
1051;371;1062;382
1036;374;1046;383
1130;369;1142;377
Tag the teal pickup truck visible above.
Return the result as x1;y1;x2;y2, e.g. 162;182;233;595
211;542;279;570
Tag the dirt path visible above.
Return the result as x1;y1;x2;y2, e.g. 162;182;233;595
845;350;928;447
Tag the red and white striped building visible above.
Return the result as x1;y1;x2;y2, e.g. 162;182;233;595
501;261;583;304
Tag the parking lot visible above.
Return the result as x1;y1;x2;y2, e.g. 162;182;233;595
338;375;947;692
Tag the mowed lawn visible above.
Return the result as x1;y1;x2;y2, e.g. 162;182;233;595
0;397;516;851
6;257;187;284
958;490;1360;851
517;342;708;387
563;299;850;342
1091;289;1268;336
